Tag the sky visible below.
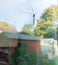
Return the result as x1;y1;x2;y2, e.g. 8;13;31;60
0;0;57;32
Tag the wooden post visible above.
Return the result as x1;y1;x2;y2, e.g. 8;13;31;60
8;47;12;65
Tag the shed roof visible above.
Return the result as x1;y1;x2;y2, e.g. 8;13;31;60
2;32;39;41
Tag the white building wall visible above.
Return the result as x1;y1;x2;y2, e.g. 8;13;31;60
41;39;58;60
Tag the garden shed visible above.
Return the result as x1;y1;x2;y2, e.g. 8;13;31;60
0;32;40;65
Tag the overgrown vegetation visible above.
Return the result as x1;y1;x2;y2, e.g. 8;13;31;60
12;43;52;65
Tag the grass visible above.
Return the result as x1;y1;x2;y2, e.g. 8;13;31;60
47;56;58;65
48;60;55;65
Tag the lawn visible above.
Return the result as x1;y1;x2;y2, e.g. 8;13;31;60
53;56;58;65
47;56;58;65
48;60;55;65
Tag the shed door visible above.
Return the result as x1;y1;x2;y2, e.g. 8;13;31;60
0;47;8;63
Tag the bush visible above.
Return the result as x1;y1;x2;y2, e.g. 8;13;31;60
12;43;30;65
12;43;49;65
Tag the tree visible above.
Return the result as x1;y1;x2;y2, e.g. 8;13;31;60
56;27;58;44
34;5;58;38
34;20;55;38
0;22;13;28
20;24;35;36
41;5;58;21
12;43;30;65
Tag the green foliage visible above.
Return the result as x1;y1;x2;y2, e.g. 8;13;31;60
12;43;30;65
34;21;55;38
56;28;58;44
12;43;50;65
0;22;13;28
20;24;35;36
20;5;58;39
34;5;58;38
41;5;58;21
29;52;49;65
48;60;55;65
22;24;32;32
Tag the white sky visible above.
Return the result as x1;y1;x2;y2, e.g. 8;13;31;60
0;0;57;32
